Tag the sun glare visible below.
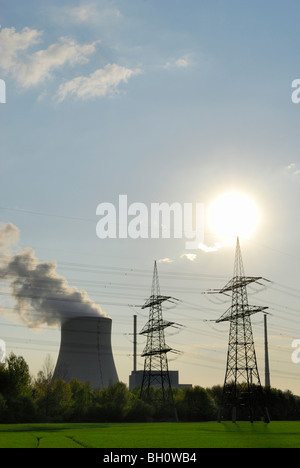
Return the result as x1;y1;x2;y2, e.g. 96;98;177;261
207;191;260;242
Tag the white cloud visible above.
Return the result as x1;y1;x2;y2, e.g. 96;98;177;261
158;258;174;263
174;58;189;68
68;5;98;22
0;26;97;88
285;162;300;179
162;54;191;70
66;4;121;23
180;253;197;261
0;26;42;72
0;26;140;102
17;37;98;88
197;241;233;253
56;64;141;102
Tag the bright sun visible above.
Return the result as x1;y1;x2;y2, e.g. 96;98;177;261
207;191;260;242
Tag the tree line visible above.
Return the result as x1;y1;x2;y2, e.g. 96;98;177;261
0;353;300;423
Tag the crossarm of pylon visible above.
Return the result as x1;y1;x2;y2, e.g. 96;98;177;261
141;295;173;309
219;276;265;294
139;320;175;335
141;346;173;357
216;305;269;323
205;276;266;295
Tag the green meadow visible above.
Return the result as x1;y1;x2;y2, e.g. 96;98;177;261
0;421;300;448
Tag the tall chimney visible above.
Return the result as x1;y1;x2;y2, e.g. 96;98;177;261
133;314;137;372
264;313;271;388
53;316;119;389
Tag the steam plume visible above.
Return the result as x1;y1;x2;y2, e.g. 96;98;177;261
0;223;19;249
0;223;108;328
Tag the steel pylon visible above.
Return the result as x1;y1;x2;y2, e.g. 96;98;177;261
211;238;270;423
139;261;180;421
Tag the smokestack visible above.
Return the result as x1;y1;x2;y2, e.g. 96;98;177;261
133;314;137;372
264;313;271;388
53;316;118;389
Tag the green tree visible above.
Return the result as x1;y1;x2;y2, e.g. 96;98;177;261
177;386;217;421
0;393;9;422
49;378;73;421
69;379;94;421
96;382;132;422
5;352;32;399
0;354;36;422
125;396;154;422
33;355;55;420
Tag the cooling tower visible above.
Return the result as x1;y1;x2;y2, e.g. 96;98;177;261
53;316;119;389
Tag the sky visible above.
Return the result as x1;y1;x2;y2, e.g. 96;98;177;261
0;0;300;395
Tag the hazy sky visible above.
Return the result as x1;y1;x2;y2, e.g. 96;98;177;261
1;0;300;394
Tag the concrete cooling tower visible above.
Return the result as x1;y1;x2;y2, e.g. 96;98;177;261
53;316;119;389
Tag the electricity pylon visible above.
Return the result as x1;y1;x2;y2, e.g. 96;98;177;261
139;261;181;421
209;238;270;423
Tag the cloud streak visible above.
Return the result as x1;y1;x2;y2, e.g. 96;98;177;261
17;38;98;88
285;163;300;180
0;26;42;72
56;64;141;102
162;54;192;70
197;242;233;253
65;3;121;23
0;26;97;88
0;25;140;101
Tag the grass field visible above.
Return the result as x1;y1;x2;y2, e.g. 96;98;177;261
0;421;300;448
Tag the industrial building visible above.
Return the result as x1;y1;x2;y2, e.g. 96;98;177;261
129;370;192;391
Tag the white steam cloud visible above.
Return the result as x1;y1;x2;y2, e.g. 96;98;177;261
0;223;108;328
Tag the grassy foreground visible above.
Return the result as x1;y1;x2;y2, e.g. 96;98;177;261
0;421;299;448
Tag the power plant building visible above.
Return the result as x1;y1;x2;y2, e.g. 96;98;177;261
129;371;191;391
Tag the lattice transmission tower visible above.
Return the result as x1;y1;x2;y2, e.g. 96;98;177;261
208;238;270;423
139;261;181;421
